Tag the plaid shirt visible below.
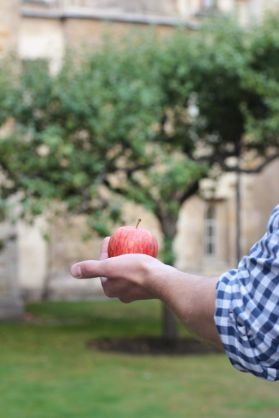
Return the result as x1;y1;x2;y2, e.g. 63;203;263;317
215;205;279;381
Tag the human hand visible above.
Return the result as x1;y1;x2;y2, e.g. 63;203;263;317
70;237;168;303
71;238;221;345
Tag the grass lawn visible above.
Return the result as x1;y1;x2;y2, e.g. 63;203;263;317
0;300;278;418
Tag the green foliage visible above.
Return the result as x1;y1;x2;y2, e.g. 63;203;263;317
0;42;164;231
0;18;279;254
240;17;279;151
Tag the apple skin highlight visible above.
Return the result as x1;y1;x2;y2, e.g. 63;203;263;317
108;226;158;258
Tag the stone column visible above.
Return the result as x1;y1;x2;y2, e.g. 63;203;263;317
17;218;48;300
0;223;23;320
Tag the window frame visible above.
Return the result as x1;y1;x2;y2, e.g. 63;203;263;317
204;203;218;257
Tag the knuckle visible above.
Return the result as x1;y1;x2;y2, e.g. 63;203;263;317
101;260;114;277
80;263;91;277
119;296;132;304
119;297;131;305
103;285;115;298
136;259;152;284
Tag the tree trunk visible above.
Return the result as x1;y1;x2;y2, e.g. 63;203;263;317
235;141;242;264
235;156;242;264
162;304;178;340
159;214;179;340
41;239;52;301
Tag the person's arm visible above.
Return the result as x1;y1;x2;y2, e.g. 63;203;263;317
71;241;221;345
214;205;279;381
71;205;279;381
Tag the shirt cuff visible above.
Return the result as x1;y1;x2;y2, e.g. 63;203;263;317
214;271;279;381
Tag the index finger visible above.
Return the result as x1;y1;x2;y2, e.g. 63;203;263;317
99;236;110;284
71;259;109;279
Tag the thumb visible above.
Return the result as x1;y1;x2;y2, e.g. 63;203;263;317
100;236;110;284
71;237;111;280
100;236;110;261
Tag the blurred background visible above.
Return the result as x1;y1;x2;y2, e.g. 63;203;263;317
1;0;279;309
0;1;279;417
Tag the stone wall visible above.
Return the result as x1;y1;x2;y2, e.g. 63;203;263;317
63;18;172;51
18;17;65;73
241;159;279;252
175;159;279;276
0;0;19;54
46;214;105;301
80;0;179;16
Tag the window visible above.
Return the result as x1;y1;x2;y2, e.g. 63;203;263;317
21;0;59;5
200;0;218;11
204;204;217;257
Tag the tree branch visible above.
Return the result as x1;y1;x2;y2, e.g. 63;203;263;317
223;153;279;174
178;179;200;205
104;175;161;216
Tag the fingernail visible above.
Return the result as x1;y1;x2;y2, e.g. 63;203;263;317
71;265;82;278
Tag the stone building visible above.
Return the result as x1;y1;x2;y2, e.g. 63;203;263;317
0;0;279;306
3;1;279;67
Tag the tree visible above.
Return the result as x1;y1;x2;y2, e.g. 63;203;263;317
177;18;279;259
1;18;279;337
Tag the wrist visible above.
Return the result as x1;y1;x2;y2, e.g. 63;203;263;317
143;259;179;300
143;259;221;344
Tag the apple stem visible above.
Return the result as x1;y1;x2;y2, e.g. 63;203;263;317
136;218;142;229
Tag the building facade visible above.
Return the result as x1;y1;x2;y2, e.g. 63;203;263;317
3;1;279;67
0;0;279;302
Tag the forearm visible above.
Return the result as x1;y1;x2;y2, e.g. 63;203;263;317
146;264;221;345
71;253;222;345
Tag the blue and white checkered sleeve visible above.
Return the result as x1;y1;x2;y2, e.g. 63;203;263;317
214;205;279;381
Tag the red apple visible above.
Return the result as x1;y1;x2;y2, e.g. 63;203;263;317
108;220;158;258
